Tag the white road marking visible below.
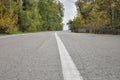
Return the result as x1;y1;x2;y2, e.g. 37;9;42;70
55;32;83;80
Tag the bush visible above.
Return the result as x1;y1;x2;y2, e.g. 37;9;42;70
0;10;18;34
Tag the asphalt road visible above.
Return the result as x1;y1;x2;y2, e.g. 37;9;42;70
0;31;120;80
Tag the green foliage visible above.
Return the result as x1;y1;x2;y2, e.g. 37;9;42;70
38;0;64;31
68;0;120;34
68;17;82;31
19;1;42;32
0;1;19;34
0;0;64;34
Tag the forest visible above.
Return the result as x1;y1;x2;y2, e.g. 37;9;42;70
68;0;120;34
0;0;64;34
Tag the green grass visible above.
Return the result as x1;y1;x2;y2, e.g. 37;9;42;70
0;31;24;36
12;31;24;34
0;30;55;36
0;34;8;36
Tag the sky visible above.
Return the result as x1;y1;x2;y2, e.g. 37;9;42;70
59;0;77;30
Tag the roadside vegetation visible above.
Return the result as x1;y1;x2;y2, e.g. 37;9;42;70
0;0;64;34
68;0;120;34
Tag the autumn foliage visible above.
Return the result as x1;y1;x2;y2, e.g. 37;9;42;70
0;10;18;34
68;0;120;34
0;0;64;34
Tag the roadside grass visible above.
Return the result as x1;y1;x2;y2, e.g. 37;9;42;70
0;31;49;36
12;31;24;34
0;31;24;36
0;34;8;36
0;30;59;36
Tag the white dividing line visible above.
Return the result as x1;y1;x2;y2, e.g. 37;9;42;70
55;32;83;80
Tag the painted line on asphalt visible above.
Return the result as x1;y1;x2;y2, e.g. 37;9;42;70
55;32;83;80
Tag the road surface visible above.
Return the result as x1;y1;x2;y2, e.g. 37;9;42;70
0;32;120;80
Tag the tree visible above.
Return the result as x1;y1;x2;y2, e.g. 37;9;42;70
38;0;64;31
19;0;42;32
0;0;19;34
68;0;120;34
0;0;64;33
